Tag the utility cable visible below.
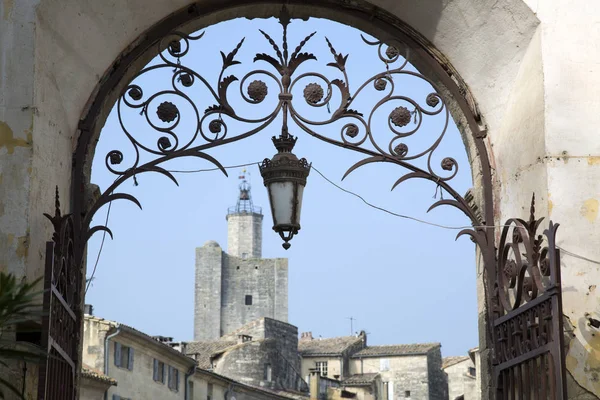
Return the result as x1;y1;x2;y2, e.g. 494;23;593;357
86;161;600;292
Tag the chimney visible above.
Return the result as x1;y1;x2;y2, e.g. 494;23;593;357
238;334;252;344
301;332;313;341
84;304;93;315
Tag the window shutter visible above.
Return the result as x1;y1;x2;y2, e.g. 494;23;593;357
163;363;166;383
175;369;179;391
112;395;120;400
153;359;158;381
168;365;172;389
128;347;134;370
114;342;121;367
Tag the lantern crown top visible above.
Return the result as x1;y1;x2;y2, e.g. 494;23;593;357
272;133;297;153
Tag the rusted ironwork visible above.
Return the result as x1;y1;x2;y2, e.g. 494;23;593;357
38;188;80;400
36;2;565;398
491;194;567;399
85;7;484;246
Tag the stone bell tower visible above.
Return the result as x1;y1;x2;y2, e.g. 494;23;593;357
226;170;263;259
194;171;288;341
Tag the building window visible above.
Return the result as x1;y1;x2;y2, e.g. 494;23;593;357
188;381;194;399
112;395;131;400
168;365;179;391
114;342;134;370
245;295;253;305
315;361;328;377
242;253;248;259
404;391;411;398
153;359;165;383
264;363;272;381
468;367;476;377
380;358;390;371
207;383;213;400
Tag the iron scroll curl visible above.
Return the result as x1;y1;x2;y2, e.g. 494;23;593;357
85;9;483;247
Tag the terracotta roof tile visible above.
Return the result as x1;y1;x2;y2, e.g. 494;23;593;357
81;364;117;386
351;343;439;358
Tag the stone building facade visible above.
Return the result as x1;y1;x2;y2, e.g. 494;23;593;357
195;178;288;341
83;311;308;400
182;318;308;393
442;349;480;400
83;313;197;399
299;332;446;400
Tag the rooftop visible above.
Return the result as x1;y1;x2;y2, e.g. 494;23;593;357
84;314;195;367
442;356;471;369
184;340;237;369
351;343;440;358
81;364;117;386
342;373;380;387
298;335;363;357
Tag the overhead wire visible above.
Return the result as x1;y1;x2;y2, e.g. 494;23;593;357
85;161;600;295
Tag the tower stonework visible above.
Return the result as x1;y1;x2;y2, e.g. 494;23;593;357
194;172;288;341
226;213;262;258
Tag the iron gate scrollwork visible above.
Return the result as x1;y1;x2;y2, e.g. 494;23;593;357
39;188;80;400
37;6;567;399
491;195;567;399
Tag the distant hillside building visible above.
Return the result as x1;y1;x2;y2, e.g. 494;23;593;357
194;173;288;341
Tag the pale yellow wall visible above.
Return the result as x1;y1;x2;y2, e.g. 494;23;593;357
191;373;228;400
301;357;343;380
80;379;110;400
83;317;193;400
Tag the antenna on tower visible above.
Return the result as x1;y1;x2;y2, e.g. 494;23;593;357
228;168;262;215
347;317;356;336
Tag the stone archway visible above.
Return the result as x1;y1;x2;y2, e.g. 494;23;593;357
4;0;600;398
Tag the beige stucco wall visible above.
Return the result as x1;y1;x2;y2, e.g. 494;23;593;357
1;0;600;397
83;317;193;400
80;378;111;400
301;357;343;381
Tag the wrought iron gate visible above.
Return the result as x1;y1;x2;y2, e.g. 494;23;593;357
492;196;567;399
38;189;80;400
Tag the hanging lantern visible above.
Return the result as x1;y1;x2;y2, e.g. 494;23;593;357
259;134;311;249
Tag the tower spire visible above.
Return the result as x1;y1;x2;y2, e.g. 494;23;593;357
227;169;263;258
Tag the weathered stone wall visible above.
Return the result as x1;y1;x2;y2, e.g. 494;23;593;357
195;237;288;341
349;356;430;400
219;318;304;391
444;359;477;400
227;212;263;259
427;348;447;400
195;241;223;340
220;253;288;336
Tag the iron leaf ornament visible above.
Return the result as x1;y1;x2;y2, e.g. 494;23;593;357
87;5;480;248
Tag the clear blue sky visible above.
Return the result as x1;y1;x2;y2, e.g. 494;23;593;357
85;16;478;357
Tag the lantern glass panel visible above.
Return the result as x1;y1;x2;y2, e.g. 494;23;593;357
295;184;305;223
269;181;295;226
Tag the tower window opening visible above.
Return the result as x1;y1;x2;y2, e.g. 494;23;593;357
245;295;253;305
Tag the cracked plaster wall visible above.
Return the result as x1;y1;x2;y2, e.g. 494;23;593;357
1;0;599;397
